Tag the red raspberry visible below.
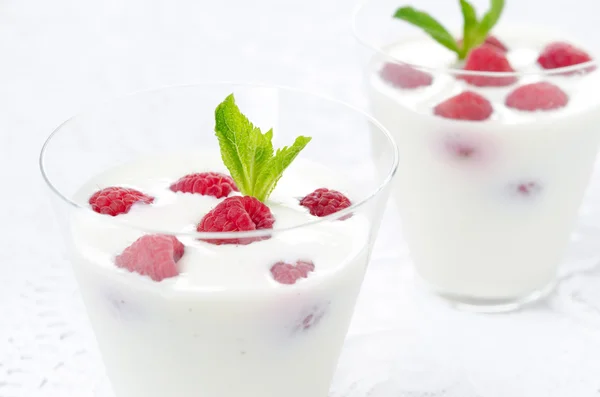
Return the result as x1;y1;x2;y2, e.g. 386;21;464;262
505;82;568;111
458;35;508;53
270;260;315;285
292;303;329;334
461;45;517;87
433;91;493;121
380;63;433;89
197;196;275;245
516;181;542;196
170;172;238;198
115;234;184;282
445;139;477;159
89;187;154;216
300;188;351;217
441;133;497;164
298;311;325;331
537;42;593;71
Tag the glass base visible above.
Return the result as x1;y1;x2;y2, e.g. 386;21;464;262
432;281;557;313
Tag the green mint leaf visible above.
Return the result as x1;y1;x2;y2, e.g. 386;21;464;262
214;94;311;202
251;128;274;189
214;94;273;196
393;6;460;55
253;136;312;202
459;0;479;59
475;0;504;41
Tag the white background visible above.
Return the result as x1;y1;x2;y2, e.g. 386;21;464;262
2;0;600;396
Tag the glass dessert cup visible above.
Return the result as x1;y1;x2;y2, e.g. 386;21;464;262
39;83;398;397
354;0;600;312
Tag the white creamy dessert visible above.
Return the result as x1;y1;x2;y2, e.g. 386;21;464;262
368;29;600;302
69;151;369;397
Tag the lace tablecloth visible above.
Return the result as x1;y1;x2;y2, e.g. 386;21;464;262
2;0;600;396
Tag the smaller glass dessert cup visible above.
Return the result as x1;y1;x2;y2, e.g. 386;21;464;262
39;83;398;397
354;0;600;312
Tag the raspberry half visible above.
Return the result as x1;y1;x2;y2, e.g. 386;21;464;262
300;188;351;217
270;260;315;285
115;234;184;282
380;63;433;89
537;42;593;71
433;91;493;121
170;172;238;198
89;187;154;216
505;82;568;111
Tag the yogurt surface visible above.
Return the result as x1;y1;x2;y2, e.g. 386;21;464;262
71;151;368;291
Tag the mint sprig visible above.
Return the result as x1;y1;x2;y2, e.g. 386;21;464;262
393;0;505;60
214;94;312;202
392;7;460;55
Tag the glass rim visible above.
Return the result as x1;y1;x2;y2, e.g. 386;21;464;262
39;81;399;240
351;0;597;77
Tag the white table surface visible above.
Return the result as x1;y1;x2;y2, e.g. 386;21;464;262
2;0;600;396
